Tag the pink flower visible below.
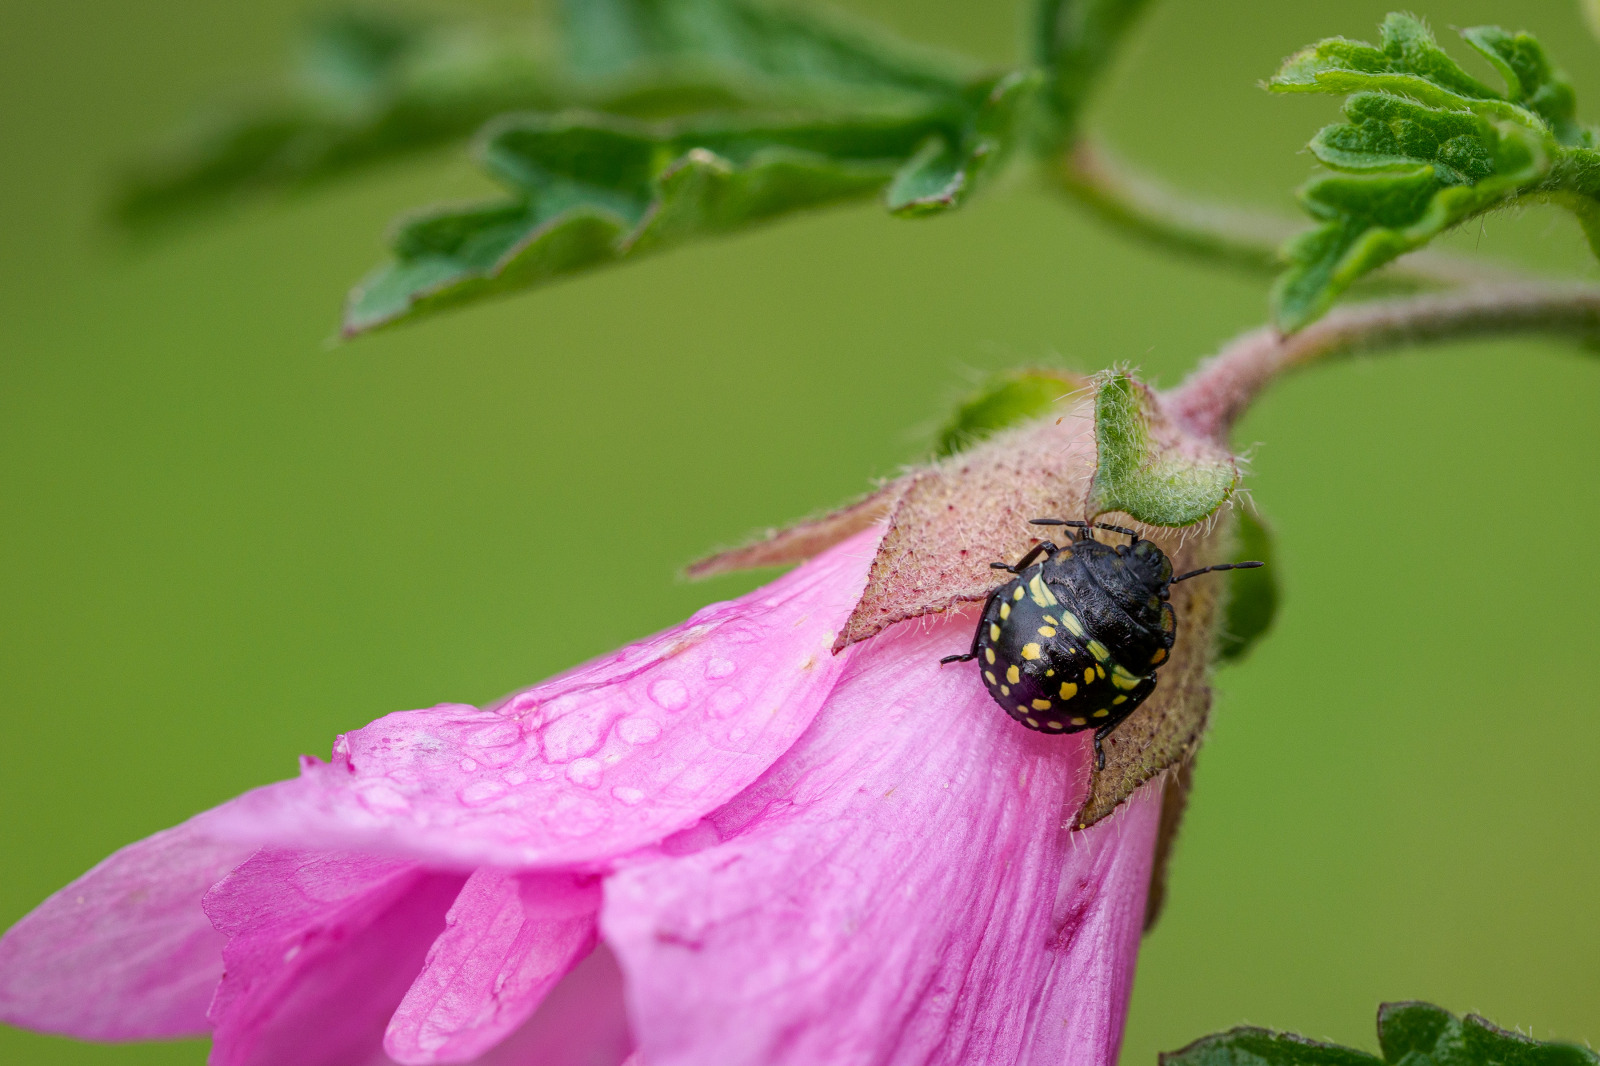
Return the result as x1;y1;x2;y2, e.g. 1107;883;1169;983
0;520;1167;1066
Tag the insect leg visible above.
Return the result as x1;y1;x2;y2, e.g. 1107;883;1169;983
939;585;1004;664
1009;540;1060;572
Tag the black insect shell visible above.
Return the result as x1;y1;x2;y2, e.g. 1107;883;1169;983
976;537;1177;737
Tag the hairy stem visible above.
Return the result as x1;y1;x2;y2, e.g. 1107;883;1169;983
1051;140;1535;290
1167;283;1600;441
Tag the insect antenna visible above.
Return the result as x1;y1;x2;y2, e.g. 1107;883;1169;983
1030;518;1140;543
1172;561;1264;583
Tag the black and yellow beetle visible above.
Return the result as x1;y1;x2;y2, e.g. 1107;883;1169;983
942;518;1262;769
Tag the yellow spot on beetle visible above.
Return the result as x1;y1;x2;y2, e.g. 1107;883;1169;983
1021;643;1042;660
1095;664;1105;680
1113;695;1128;705
984;671;996;685
1071;716;1087;726
1013;586;1026;601
1000;602;1011;620
1149;647;1167;666
1031;698;1052;711
1059;612;1087;638
1001;685;1011;696
1046;721;1065;731
1087;639;1110;662
990;624;1001;641
1025;717;1040;728
1093;708;1110;718
1111;665;1143;691
1028;574;1059;608
1059;681;1078;699
984;648;995;665
1083;667;1095;683
1006;665;1020;684
1044;614;1059;625
1037;625;1057;637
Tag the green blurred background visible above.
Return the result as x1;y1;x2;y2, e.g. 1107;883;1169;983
2;0;1597;1063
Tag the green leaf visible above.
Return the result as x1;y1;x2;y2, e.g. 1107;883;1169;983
1165;1004;1599;1066
114;10;565;227
560;0;976;105
1086;370;1239;527
1031;0;1158;146
116;0;980;228
886;71;1041;216
933;367;1087;458
344;109;938;334
1378;1003;1600;1066
1268;14;1599;331
1217;508;1279;662
1163;1028;1382;1066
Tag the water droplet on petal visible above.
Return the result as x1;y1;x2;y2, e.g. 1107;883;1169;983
566;758;604;788
708;687;745;719
611;785;646;806
355;781;412;814
617;716;662;745
648;678;689;711
705;657;736;679
459;780;508;807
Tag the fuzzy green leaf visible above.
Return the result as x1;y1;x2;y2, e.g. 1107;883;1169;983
344;109;940;333
1086;371;1238;527
1217;508;1279;662
1031;0;1158;146
933;367;1087;458
1268;14;1600;331
1164;1004;1598;1066
886;71;1041;216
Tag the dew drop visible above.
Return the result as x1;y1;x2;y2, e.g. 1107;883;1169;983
618;716;662;745
648;678;690;711
459;758;479;772
566;758;604;788
458;780;508;807
705;657;737;680
708;687;746;719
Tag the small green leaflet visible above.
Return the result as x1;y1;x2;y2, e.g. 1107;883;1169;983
1217;508;1278;663
1086;370;1238;527
1163;1002;1599;1066
1268;13;1600;331
932;366;1087;458
886;72;1042;216
345;70;1037;334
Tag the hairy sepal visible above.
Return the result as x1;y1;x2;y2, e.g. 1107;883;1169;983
1269;14;1600;331
1087;370;1239;527
1163;1002;1600;1066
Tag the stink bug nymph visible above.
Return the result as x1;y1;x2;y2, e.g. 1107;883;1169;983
941;519;1263;769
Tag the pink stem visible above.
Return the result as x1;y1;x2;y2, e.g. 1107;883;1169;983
1165;284;1600;442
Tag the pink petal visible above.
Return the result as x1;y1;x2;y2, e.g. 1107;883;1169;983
602;612;1164;1066
210;531;879;869
0;814;255;1040
203;849;467;1066
385;869;601;1065
463;942;633;1066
